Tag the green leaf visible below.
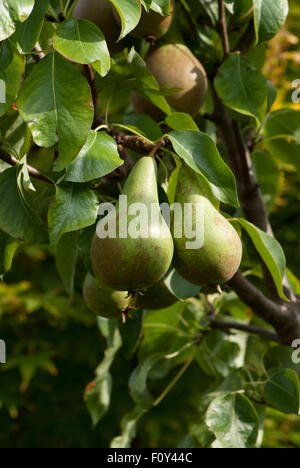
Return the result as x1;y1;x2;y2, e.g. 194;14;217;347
165;112;199;131
167;130;239;207
123;114;162;141
55;231;79;296
15;0;49;53
164;269;201;300
109;0;141;39
252;150;280;213
214;53;268;124
0;0;35;41
0;41;24;117
128;48;171;116
264;369;300;415
140;302;188;379
78;224;95;275
264;346;300;380
110;406;146;448
231;0;253;21
267;80;277;111
85;320;122;426
64;131;123;183
197;0;219;25
17;53;94;171
206;392;259;448
0;113;27;156
234;218;287;301
151;0;171;15
196;330;241;378
129;353;166;409
53;19;110;77
263;109;300;170
48;182;98;246
253;0;289;45
0;166;47;243
119;310;144;360
0;229;19;278
4;352;56;392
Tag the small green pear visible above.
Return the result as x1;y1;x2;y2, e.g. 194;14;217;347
136;277;178;310
73;0;123;54
91;157;174;291
173;164;242;286
83;273;130;318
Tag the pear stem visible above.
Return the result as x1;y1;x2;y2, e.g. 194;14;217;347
152;353;195;407
218;0;230;60
148;140;166;158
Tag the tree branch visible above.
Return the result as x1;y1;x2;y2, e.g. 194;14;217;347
229;272;300;344
86;66;158;157
218;0;230;59
212;89;272;233
210;81;299;341
112;131;156;155
0;149;52;184
92;113;156;155
207;316;280;343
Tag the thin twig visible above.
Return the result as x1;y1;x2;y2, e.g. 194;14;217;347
93;114;156;155
148;139;166;158
207;316;280;343
218;0;230;59
152;353;195;407
0;149;52;184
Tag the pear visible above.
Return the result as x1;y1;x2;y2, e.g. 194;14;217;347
91;157;174;291
130;1;174;39
73;0;123;54
83;273;130;318
133;44;207;118
136;277;178;310
113;1;173;39
131;92;165;122
173;164;242;286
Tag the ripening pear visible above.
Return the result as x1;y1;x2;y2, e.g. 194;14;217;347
136;277;178;310
130;1;174;39
83;273;130;318
113;1;173;39
73;0;123;54
173;164;242;286
91;157;174;291
132;44;207;118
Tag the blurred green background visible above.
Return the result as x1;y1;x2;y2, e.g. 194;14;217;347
0;1;300;448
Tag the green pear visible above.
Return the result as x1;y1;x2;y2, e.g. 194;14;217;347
73;0;123;54
173;164;242;286
91;157;174;291
83;273;130;318
132;44;207;118
136;277;178;310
